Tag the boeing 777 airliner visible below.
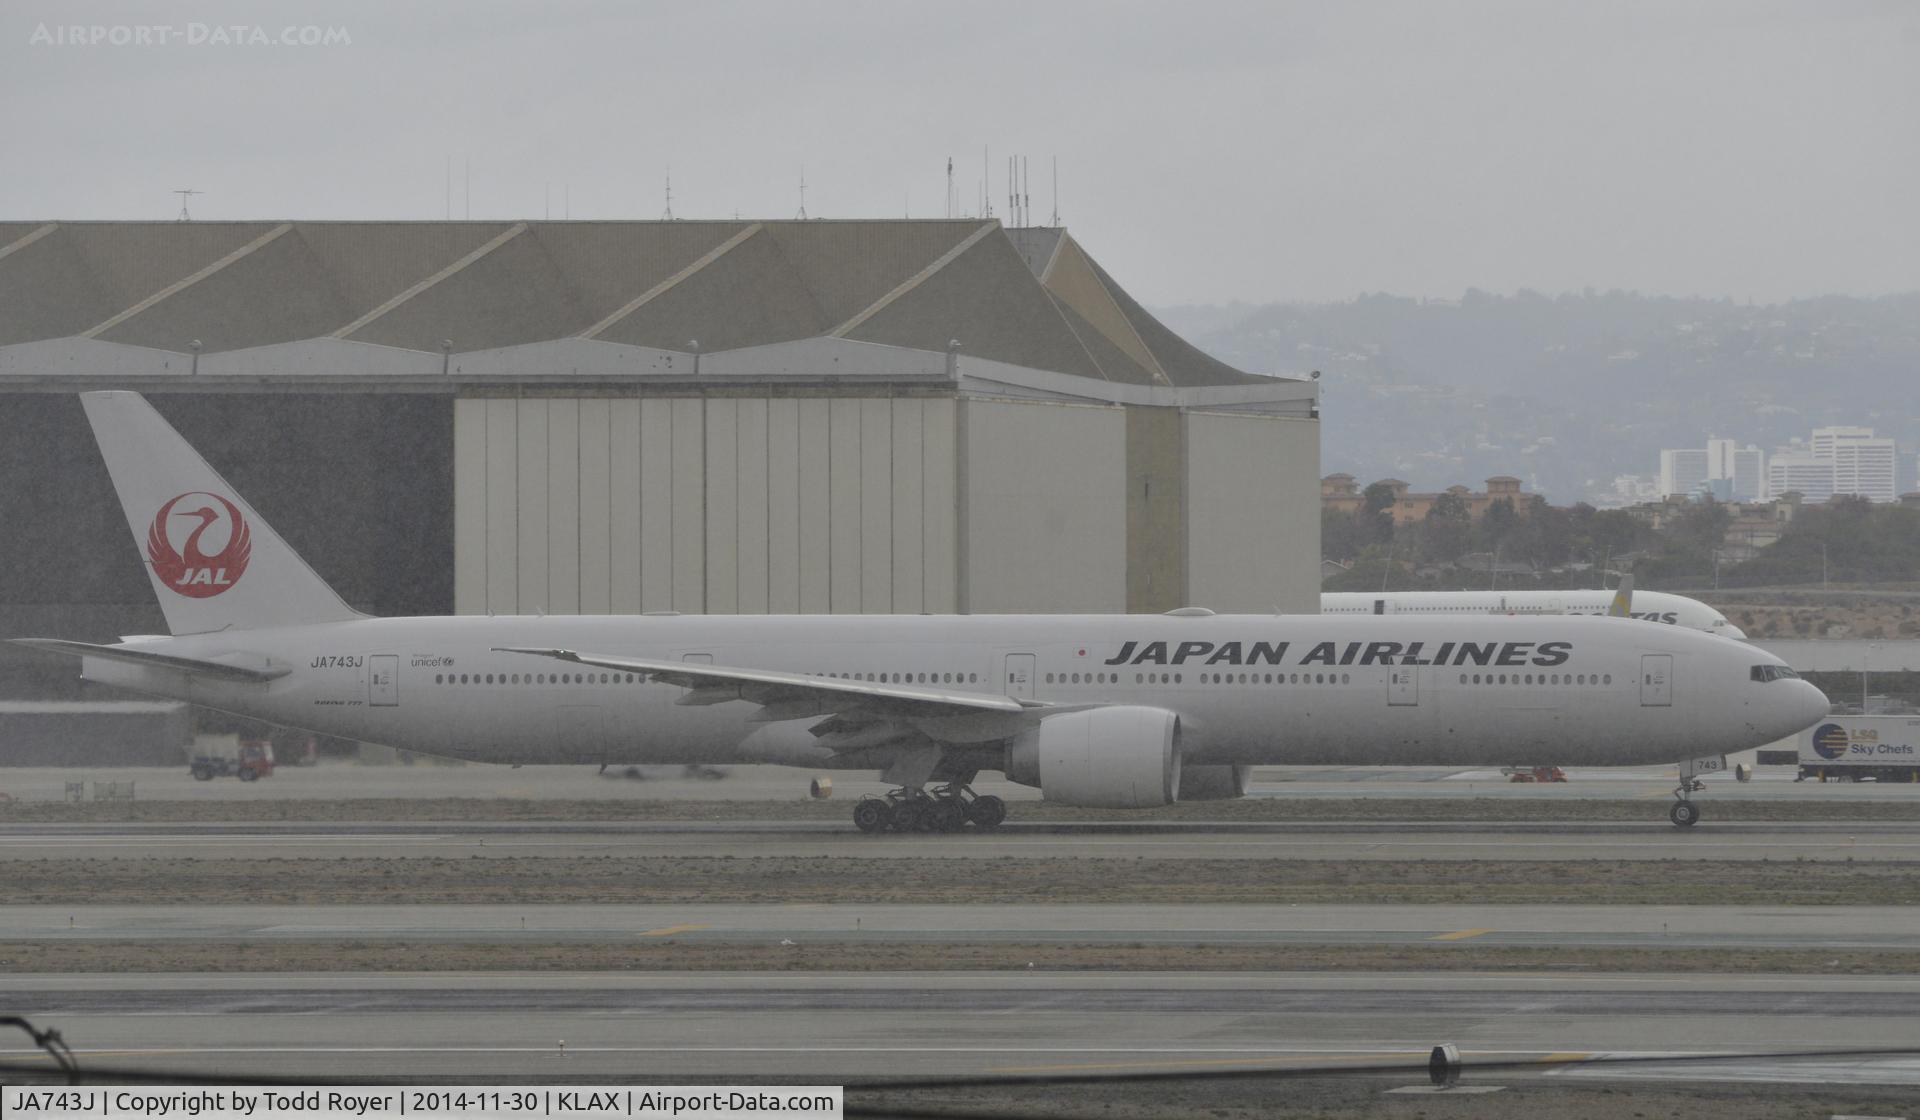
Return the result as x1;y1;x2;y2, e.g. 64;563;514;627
17;393;1827;829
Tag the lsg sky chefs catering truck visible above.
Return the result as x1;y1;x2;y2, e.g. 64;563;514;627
1800;716;1920;782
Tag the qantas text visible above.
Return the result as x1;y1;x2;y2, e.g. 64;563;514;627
1104;639;1573;668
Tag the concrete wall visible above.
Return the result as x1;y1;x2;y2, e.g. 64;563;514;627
961;397;1128;613
455;394;959;615
1184;410;1321;614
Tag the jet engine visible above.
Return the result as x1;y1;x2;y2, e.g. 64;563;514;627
1004;706;1181;808
1176;764;1253;801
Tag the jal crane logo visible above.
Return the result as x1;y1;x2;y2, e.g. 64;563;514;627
146;492;252;597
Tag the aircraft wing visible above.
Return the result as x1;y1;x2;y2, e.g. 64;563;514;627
495;646;1054;747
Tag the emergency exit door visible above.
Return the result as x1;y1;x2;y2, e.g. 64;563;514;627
1004;654;1035;699
368;654;399;707
1640;654;1672;707
1388;665;1419;706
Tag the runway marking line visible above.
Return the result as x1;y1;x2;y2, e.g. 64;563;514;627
993;1052;1427;1074
639;923;711;937
1537;1051;1594;1065
1430;928;1495;941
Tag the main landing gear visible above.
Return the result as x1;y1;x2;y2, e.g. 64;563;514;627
852;784;1006;834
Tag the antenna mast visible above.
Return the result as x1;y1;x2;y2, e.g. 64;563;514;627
172;188;200;221
661;167;675;220
795;169;808;219
1051;156;1060;226
1022;156;1030;228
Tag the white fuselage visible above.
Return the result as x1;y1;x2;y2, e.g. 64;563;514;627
1322;590;1743;639
82;612;1822;770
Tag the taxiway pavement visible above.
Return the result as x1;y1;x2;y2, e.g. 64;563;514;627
8;902;1920;951
5;818;1919;861
2;970;1914;1083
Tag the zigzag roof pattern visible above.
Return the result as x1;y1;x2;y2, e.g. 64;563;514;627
0;219;1262;388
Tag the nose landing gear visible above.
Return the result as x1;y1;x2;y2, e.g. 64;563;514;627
1669;754;1726;828
1668;795;1702;828
851;784;1006;833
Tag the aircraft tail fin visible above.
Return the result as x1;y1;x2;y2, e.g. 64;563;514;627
1607;572;1635;618
79;392;364;635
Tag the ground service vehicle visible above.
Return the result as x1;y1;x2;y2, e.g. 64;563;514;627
189;738;275;781
1799;716;1920;782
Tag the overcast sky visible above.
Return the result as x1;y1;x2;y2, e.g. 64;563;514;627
3;0;1915;306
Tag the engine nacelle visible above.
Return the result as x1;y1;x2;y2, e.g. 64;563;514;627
1176;764;1253;801
1005;706;1181;808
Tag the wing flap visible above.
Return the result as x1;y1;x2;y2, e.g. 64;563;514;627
495;647;1036;717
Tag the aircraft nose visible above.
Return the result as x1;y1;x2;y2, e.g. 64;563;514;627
1787;679;1830;732
1720;623;1747;641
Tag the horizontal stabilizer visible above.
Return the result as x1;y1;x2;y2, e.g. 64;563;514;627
10;638;288;683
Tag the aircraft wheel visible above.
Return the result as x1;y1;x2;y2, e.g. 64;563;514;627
967;795;1007;829
1669;800;1701;828
889;800;923;833
929;800;967;833
852;800;889;834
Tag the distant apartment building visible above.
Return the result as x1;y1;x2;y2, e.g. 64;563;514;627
1811;425;1897;502
1705;438;1766;501
1321;474;1531;525
1767;453;1836;503
1657;448;1709;499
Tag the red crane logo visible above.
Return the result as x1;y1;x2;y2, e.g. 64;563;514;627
147;492;252;598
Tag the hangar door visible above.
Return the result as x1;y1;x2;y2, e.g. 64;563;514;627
1639;654;1672;707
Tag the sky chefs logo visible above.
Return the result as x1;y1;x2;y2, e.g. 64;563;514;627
147;492;252;598
1810;723;1851;761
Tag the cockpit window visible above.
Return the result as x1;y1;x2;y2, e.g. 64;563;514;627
1751;664;1800;682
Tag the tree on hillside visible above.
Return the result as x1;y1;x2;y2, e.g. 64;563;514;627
1418;490;1472;564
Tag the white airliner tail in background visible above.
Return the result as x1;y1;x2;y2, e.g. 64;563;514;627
82;392;363;635
1322;586;1743;639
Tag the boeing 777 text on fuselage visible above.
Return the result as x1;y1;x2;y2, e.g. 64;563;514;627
17;393;1828;829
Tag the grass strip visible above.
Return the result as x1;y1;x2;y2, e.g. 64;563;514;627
9;855;1920;905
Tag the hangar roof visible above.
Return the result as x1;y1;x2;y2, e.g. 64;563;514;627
0;219;1313;412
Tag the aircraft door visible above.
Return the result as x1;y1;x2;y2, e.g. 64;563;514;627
1004;653;1035;700
1640;654;1672;707
368;654;399;707
1388;664;1419;706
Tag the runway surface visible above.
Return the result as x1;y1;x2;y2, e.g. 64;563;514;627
3;970;1916;1083
6;818;1920;861
10;902;1920;951
9;759;1920;802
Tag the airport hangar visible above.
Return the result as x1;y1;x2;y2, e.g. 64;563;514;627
0;218;1319;700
